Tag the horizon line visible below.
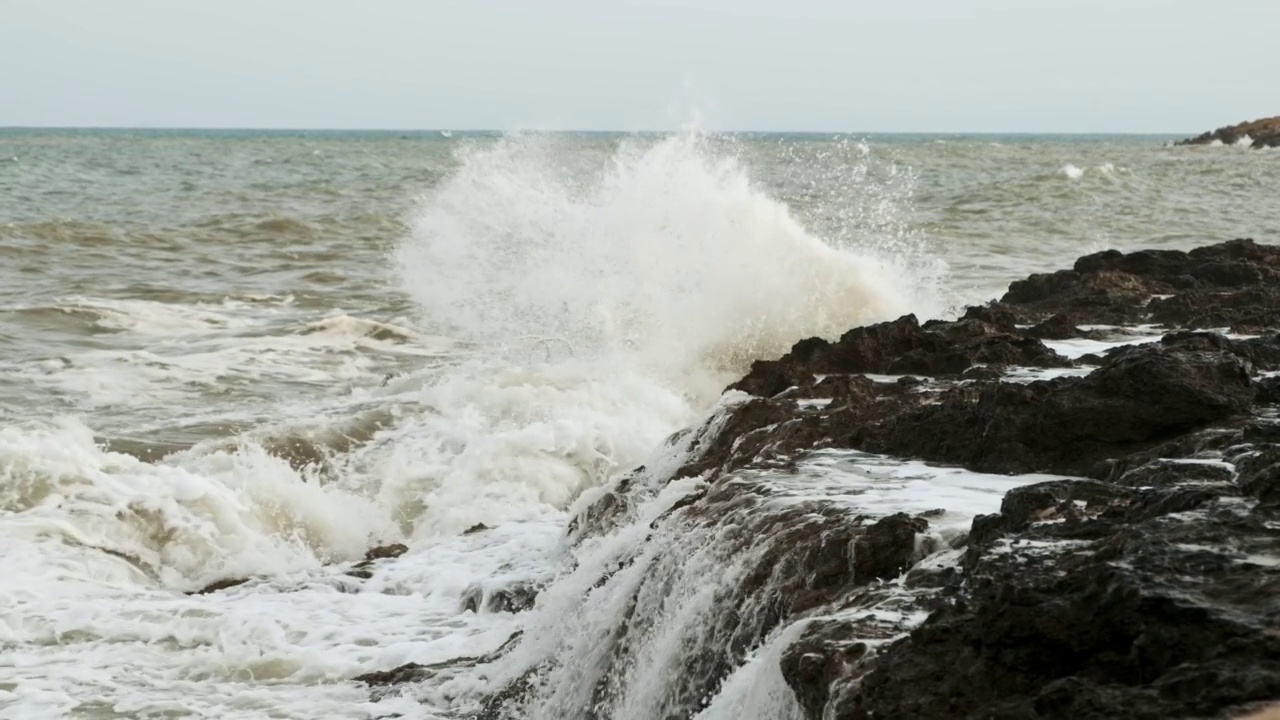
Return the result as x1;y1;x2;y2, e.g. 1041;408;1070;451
0;125;1191;136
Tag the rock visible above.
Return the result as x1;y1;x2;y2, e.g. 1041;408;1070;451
728;240;1280;718
780;620;871;719
1024;313;1083;340
1177;115;1280;149
188;577;250;595
345;543;410;579
863;343;1253;475
848;477;1280;720
357;631;523;687
363;543;408;562
996;238;1280;326
471;239;1280;719
355;663;428;685
853;513;929;582
460;581;542;614
728;314;1069;395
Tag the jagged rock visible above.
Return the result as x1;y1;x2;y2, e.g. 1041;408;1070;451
848;476;1280;719
345;543;410;579
364;543;408;561
853;513;930;582
862;344;1253;475
355;662;428;685
188;577;250;595
728;314;1069;395
1177;115;1280;148
1024;312;1084;340
460;581;542;614
997;238;1280;325
473;239;1280;719
780;620;872;719
356;631;523;687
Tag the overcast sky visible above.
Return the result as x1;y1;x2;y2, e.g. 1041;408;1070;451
3;0;1275;133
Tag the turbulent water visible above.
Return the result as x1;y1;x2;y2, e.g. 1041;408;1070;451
0;128;1275;718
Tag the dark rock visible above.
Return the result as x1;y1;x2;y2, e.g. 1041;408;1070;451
780;620;871;720
363;543;408;562
474;239;1280;719
461;581;542;614
853;513;929;582
728;314;1069;395
848;490;1280;720
1177;115;1280;149
357;631;523;687
1236;445;1280;504
961;364;1004;381
355;663;428;685
1114;457;1236;487
1024;313;1083;340
189;577;250;595
997;238;1280;326
464;523;490;535
864;344;1253;475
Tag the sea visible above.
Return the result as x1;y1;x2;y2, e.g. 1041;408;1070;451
1;128;1275;719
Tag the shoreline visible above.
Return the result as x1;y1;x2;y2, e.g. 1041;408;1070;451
455;238;1280;718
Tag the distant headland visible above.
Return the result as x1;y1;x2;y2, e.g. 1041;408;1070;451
1177;115;1280;148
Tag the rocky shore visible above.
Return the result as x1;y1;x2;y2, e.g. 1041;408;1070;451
369;239;1280;719
727;238;1280;719
1177;116;1280;148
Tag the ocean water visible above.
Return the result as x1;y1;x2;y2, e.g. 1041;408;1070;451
0;128;1275;719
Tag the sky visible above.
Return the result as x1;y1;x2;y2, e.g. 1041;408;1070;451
2;0;1276;133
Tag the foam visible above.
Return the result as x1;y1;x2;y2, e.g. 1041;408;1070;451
2;129;941;718
397;131;937;401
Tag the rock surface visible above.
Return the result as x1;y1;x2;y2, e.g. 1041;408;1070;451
1177;115;1280;149
459;239;1280;718
730;239;1280;719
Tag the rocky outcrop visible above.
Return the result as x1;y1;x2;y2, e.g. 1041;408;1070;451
848;433;1280;719
1177;116;1280;148
996;238;1280;327
729;239;1280;719
463;239;1280;719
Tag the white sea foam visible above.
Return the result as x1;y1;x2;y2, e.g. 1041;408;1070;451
1;130;943;719
397;131;936;401
1061;163;1085;180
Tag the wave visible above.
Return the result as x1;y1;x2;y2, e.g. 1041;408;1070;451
0;130;946;716
397;130;938;401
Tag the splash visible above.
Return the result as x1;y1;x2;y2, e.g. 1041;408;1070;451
397;131;935;398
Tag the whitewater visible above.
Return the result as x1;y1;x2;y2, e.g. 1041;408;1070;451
1;128;1273;718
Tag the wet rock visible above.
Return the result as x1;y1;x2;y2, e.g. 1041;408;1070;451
848;485;1280;720
345;543;410;579
853;513;929;582
1114;458;1235;488
864;344;1253;475
476;239;1280;719
780;620;871;720
728;313;1069;395
355;663;428;685
1236;445;1280;504
357;631;523;687
364;543;408;562
1024;312;1083;340
460;581;542;614
189;577;250;595
997;238;1280;326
